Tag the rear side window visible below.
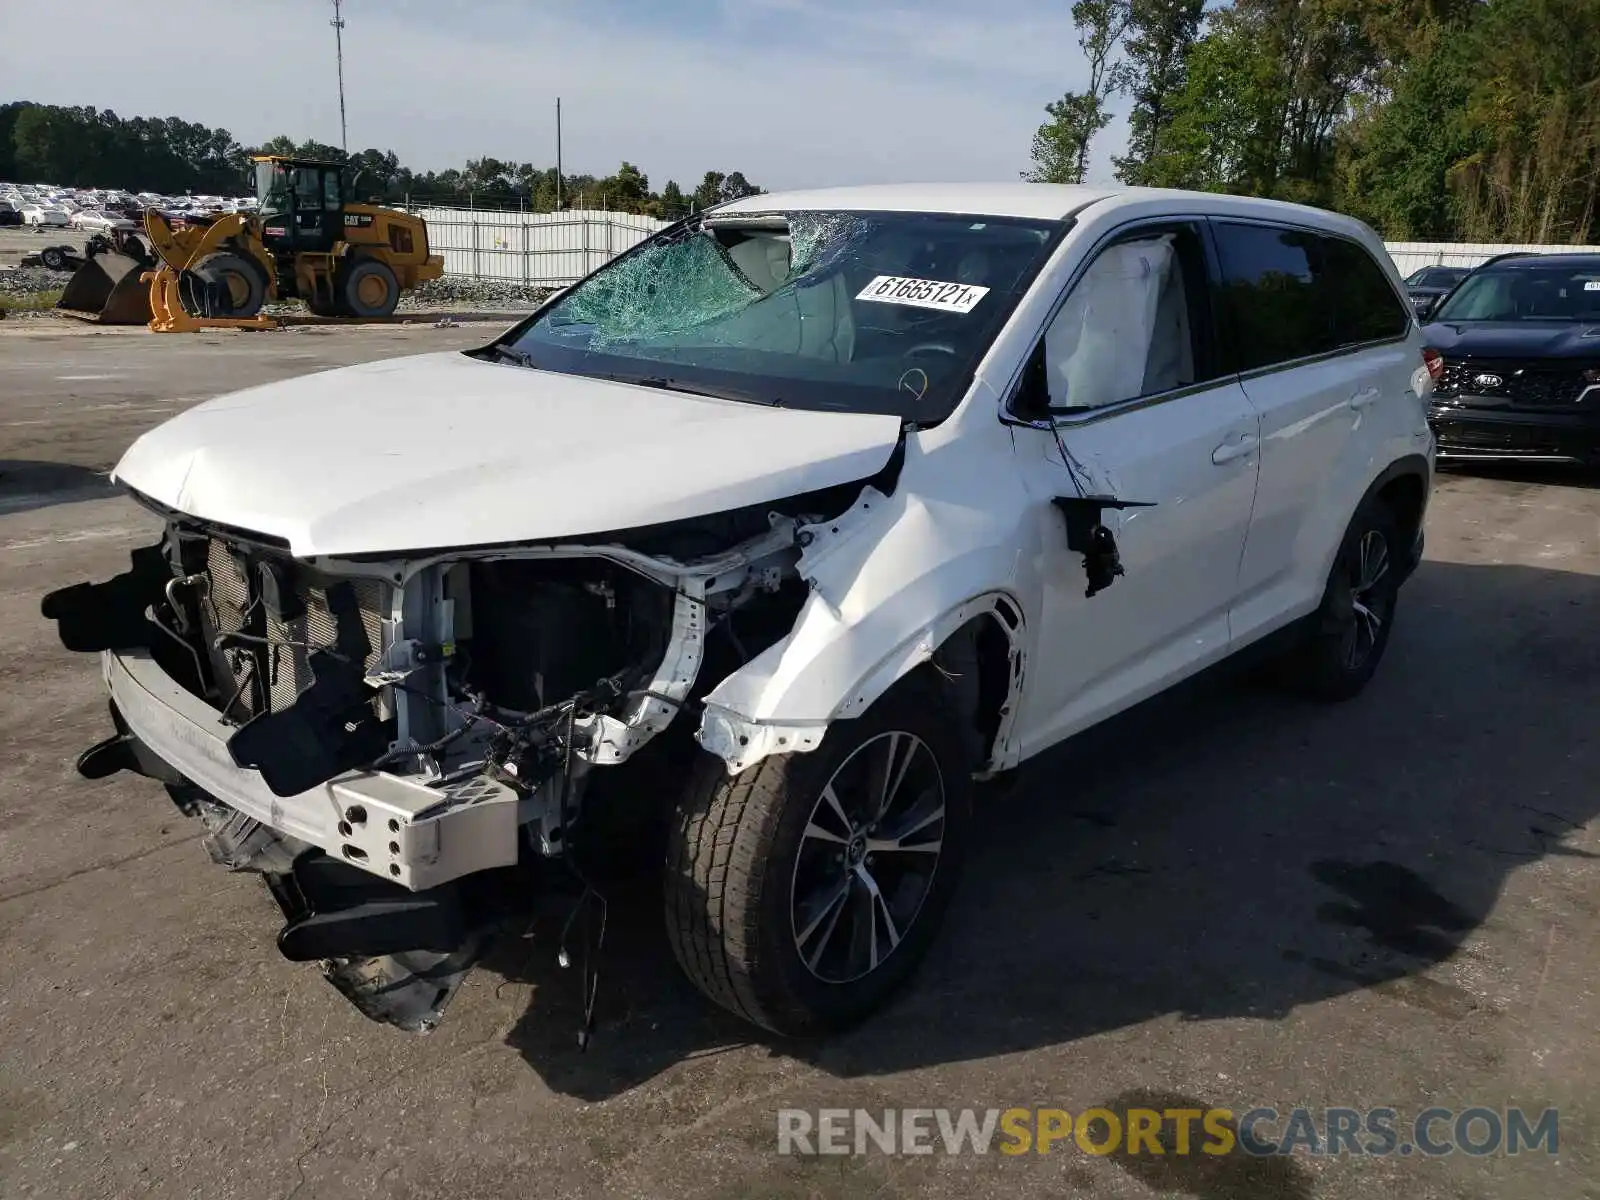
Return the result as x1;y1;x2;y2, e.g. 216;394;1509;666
1212;223;1336;371
1212;222;1409;373
1324;238;1410;344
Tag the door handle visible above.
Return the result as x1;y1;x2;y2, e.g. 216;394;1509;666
1349;386;1381;410
1211;434;1257;465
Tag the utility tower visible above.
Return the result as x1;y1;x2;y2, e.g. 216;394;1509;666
331;0;349;154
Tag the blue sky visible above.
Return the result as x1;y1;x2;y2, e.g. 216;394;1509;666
2;0;1125;190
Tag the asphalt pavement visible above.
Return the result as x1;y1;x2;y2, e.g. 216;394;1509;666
0;320;1596;1200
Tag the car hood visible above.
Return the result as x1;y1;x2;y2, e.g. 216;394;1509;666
1421;321;1600;359
113;351;903;557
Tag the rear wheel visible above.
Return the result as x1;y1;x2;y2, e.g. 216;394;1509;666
192;251;266;318
666;676;970;1035
340;259;400;318
1275;499;1403;701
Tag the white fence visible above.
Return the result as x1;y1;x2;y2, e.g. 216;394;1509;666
413;203;1598;287
415;206;669;286
1384;241;1598;275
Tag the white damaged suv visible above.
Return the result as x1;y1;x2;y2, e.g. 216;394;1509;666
46;184;1435;1037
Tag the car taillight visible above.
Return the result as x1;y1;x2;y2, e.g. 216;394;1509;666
1422;348;1445;383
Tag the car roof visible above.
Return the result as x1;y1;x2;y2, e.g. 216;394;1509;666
1472;252;1600;272
713;182;1377;236
714;183;1117;221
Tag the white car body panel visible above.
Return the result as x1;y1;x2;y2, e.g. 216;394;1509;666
1228;339;1432;646
111;351;903;557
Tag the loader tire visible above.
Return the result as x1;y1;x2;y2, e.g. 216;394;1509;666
40;246;68;271
340;259;400;318
192;252;266;318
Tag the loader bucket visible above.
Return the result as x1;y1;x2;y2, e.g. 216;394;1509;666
56;251;154;325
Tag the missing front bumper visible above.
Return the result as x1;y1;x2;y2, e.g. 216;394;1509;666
100;648;523;891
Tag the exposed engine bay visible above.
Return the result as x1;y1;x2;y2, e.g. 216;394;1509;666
42;485;857;1034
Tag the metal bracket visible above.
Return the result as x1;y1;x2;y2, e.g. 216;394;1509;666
1051;495;1155;598
363;637;454;687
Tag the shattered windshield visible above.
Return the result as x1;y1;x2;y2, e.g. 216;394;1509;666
495;210;1062;422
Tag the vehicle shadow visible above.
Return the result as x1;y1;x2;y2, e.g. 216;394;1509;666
1437;459;1600;492
0;460;119;516
491;557;1599;1103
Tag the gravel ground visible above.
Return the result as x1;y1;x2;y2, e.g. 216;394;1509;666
402;274;555;309
0;265;72;297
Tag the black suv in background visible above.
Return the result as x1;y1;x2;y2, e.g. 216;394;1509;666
1403;265;1471;318
1421;253;1600;465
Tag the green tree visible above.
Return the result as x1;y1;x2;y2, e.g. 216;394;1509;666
1112;0;1205;184
594;161;651;211
1139;0;1378;204
692;170;727;210
659;179;687;216
721;170;762;199
1027;0;1131;183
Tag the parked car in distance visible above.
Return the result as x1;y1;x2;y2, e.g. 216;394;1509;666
1422;252;1600;464
1403;265;1471;318
69;208;137;232
0;199;22;227
46;183;1435;1039
20;203;71;228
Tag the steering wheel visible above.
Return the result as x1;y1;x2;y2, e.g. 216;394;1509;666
902;341;959;360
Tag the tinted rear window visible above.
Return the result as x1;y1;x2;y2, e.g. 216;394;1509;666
1212;223;1334;371
1324;238;1411;344
1213;223;1408;372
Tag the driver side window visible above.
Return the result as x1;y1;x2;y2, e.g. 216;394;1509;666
1040;224;1213;411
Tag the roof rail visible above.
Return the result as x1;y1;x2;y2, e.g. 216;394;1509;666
1474;251;1537;269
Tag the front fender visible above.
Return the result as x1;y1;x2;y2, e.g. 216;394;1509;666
695;481;1036;774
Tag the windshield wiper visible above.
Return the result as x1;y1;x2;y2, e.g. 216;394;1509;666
492;345;538;367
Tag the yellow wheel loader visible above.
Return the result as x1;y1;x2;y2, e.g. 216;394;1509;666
58;155;445;330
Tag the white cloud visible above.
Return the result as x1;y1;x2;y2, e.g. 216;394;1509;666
0;0;1123;189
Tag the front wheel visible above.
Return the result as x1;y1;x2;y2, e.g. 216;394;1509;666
39;246;68;270
192;251;267;318
1276;499;1403;701
665;678;970;1035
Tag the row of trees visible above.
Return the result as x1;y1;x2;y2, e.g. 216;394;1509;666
1028;0;1600;244
0;102;761;217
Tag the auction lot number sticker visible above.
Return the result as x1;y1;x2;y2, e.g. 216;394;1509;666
856;275;990;314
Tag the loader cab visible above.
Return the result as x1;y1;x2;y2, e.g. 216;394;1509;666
254;156;344;254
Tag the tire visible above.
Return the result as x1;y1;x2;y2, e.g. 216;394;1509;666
192;251;266;318
1275;498;1403;701
340;258;400;318
666;675;971;1036
39;246;67;270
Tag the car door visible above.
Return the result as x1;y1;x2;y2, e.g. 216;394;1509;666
1210;220;1417;645
1006;219;1263;754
